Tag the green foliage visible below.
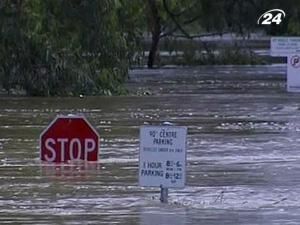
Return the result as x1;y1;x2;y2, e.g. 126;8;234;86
1;0;300;90
140;0;300;67
156;39;264;66
116;0;145;66
0;0;130;96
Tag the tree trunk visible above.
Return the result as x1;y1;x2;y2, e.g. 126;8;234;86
147;0;161;68
148;28;160;68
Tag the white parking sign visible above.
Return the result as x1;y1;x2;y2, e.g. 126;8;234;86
287;54;300;92
271;37;300;92
139;126;187;188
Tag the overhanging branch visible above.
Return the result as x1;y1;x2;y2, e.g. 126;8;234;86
160;14;202;38
169;31;230;39
162;0;193;39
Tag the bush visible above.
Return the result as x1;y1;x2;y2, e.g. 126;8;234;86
0;0;130;96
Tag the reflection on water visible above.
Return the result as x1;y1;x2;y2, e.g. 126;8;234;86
1;65;300;224
41;162;100;180
140;207;187;225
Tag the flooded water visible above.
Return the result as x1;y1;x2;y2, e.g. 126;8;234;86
1;64;300;224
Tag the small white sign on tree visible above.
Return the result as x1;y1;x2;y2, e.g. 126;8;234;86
139;126;187;188
271;37;300;56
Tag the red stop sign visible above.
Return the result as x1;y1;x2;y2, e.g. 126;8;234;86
40;116;99;163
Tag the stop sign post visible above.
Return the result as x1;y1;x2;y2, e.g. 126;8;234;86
40;116;99;163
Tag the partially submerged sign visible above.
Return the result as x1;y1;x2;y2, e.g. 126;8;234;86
287;54;300;92
271;37;300;56
40;116;99;163
139;126;187;188
271;37;300;92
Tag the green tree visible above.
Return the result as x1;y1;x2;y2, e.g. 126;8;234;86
0;0;130;96
142;0;300;68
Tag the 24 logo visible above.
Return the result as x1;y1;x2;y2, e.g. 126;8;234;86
257;9;286;25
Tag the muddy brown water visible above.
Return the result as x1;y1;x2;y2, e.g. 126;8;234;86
1;64;300;224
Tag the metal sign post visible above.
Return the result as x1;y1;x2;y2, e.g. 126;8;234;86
160;185;169;203
160;122;171;203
